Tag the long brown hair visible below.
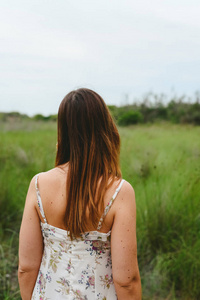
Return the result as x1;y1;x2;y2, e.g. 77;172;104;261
55;88;121;238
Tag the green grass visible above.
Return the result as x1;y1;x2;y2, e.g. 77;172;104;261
0;121;200;299
120;124;200;299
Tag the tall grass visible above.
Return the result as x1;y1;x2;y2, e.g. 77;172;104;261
0;230;20;300
0;121;56;299
0;121;200;299
120;124;200;299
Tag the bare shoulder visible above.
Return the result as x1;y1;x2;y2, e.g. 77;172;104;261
111;179;136;220
26;174;38;197
121;180;135;197
116;180;136;206
37;167;63;178
27;167;63;199
34;166;67;184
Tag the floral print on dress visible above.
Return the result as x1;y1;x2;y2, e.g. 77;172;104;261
34;270;49;300
72;289;88;300
48;249;62;273
31;174;125;299
100;274;114;289
97;295;107;300
66;258;74;274
56;277;70;295
38;271;46;294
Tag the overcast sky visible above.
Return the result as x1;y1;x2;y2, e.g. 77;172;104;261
0;0;200;116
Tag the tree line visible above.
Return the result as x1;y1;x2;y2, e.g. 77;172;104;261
109;92;200;125
1;93;200;125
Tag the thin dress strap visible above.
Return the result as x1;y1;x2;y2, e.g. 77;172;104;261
35;174;47;224
97;179;125;231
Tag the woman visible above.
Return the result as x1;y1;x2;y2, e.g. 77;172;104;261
18;88;141;299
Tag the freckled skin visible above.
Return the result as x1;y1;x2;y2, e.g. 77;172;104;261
111;181;141;299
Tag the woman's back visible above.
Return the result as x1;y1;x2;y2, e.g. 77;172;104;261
34;165;122;233
31;167;125;299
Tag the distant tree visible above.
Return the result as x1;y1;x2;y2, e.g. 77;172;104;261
0;112;29;122
33;114;51;121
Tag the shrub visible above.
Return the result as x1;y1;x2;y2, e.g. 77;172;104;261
118;110;143;126
33;114;50;121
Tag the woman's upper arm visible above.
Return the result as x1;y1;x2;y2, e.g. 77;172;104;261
18;176;43;272
111;181;140;286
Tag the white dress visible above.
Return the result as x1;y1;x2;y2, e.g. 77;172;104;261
31;174;125;300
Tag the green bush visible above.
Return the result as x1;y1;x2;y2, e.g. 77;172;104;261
33;114;50;121
118;110;143;126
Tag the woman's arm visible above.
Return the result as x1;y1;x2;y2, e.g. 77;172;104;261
18;177;43;300
111;181;141;300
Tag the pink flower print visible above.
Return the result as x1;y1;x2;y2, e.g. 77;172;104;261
92;241;99;251
88;275;95;287
56;277;70;295
59;241;64;248
73;289;86;299
76;290;81;295
38;272;45;293
100;274;113;289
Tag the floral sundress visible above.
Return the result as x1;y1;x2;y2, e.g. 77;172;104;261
31;174;125;300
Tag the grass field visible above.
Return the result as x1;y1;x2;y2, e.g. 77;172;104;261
0;120;200;299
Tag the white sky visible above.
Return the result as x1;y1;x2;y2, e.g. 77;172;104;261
0;0;200;116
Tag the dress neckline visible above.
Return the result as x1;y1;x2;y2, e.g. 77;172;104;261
41;222;111;236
